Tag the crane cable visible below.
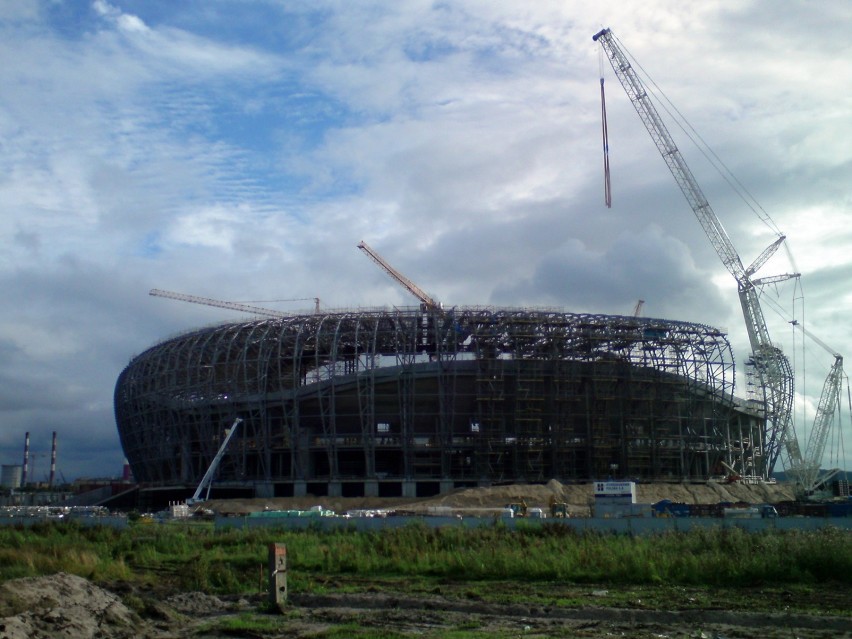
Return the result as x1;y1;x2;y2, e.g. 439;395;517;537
612;33;783;237
599;47;612;208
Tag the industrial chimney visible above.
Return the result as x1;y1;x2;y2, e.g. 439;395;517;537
22;432;30;487
49;431;57;487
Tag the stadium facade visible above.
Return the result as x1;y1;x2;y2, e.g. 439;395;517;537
114;307;766;498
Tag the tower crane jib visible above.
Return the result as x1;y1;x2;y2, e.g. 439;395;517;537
149;289;320;318
357;241;441;311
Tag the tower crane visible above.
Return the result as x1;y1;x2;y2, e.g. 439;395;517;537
357;241;442;311
150;289;320;317
592;28;825;483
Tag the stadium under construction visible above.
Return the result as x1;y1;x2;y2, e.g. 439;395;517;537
114;306;767;499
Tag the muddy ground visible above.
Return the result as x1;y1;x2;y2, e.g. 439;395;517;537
1;572;850;638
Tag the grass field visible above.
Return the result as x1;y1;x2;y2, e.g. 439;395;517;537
0;520;848;596
1;520;850;637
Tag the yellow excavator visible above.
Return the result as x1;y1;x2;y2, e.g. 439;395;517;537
549;494;569;518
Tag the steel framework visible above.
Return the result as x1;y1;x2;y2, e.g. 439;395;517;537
115;307;762;495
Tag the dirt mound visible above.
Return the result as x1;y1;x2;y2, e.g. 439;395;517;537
0;572;151;639
205;480;797;517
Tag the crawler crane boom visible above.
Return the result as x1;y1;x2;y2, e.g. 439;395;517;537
789;321;845;493
187;418;242;506
592;28;799;478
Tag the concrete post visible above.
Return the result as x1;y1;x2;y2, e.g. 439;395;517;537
268;543;287;611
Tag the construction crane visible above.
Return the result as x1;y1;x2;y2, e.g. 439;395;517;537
357;241;442;311
187;418;242;506
150;289;320;317
632;299;645;318
789;320;845;494
592;28;816;482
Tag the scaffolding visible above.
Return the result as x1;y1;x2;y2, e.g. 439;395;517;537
115;307;758;494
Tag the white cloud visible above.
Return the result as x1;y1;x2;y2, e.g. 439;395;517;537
0;0;849;478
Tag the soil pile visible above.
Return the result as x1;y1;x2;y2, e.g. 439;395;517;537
205;479;797;517
0;572;152;639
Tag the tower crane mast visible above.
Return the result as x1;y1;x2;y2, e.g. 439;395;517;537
592;28;799;478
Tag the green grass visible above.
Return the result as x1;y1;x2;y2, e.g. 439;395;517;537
0;520;849;598
200;611;289;634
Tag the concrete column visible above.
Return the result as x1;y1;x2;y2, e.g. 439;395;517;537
328;481;342;497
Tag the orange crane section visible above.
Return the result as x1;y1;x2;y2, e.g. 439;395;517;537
357;241;441;311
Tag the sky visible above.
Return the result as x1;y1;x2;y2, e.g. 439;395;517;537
1;0;849;482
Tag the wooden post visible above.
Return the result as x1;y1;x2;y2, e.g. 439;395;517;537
268;543;287;610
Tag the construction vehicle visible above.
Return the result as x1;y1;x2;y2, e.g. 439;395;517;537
593;28;843;496
504;500;528;518
788;321;847;496
186;418;242;506
722;504;778;519
549;495;569;518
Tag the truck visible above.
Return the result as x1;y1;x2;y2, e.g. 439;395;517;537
723;505;778;519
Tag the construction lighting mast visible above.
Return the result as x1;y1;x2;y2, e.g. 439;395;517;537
357;241;441;310
593;28;801;479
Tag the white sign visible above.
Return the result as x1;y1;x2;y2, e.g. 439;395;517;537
594;481;636;498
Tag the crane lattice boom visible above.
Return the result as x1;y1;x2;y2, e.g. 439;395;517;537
593;27;798;477
798;355;844;491
187;418;242;505
357;241;441;310
150;289;320;317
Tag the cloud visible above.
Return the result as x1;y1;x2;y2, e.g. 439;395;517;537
0;0;849;479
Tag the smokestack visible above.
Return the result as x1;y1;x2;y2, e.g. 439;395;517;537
22;432;30;487
49;431;57;487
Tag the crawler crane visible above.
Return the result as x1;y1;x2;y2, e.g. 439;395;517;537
186;418;242;506
592;28;842;492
